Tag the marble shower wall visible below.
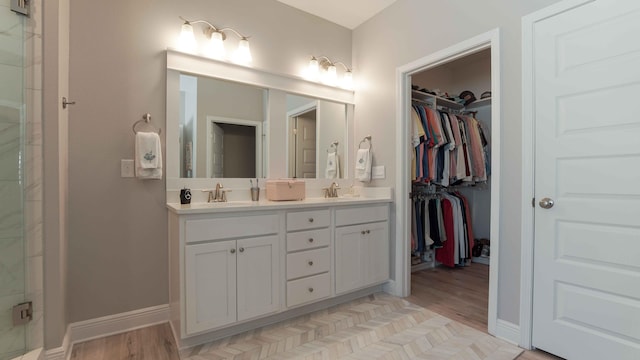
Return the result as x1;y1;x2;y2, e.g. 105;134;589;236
0;0;43;358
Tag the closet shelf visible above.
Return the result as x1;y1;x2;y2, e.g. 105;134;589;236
411;90;464;110
465;97;491;110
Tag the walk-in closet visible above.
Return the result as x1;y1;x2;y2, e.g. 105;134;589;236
408;48;494;331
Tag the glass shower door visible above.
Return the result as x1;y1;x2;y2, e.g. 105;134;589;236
0;3;26;360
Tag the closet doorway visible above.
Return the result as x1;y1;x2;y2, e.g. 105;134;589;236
393;29;502;337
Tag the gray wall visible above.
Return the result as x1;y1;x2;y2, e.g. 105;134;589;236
67;0;351;323
352;0;562;324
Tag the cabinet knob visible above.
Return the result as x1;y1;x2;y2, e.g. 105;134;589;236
308;218;314;223
308;261;314;266
230;248;236;254
239;247;245;253
366;230;370;234
308;287;314;293
361;230;366;235
308;238;314;243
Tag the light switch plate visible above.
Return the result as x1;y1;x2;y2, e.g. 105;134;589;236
372;165;385;179
121;159;134;178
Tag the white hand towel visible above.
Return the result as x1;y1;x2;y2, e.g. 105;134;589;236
355;149;372;183
135;132;162;179
325;152;339;179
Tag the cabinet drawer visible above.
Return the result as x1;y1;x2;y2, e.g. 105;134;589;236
287;228;330;252
335;205;388;227
186;214;279;243
287;209;330;231
287;272;330;307
286;247;330;280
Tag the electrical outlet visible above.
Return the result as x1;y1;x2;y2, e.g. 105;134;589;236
372;165;385;179
121;159;134;178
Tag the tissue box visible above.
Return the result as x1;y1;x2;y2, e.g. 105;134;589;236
266;179;306;201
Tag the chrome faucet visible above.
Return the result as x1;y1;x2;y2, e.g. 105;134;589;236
324;182;340;198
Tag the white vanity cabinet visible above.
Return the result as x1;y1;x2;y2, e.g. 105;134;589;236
168;197;391;347
335;205;390;295
180;213;281;336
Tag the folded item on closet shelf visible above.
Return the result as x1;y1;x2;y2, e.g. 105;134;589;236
325;152;339;179
135;131;162;179
355;148;372;182
459;90;476;105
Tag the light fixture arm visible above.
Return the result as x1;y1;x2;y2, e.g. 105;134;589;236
179;16;249;40
311;56;352;72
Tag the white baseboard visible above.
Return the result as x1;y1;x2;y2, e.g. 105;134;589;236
45;327;70;360
495;319;520;345
68;304;170;345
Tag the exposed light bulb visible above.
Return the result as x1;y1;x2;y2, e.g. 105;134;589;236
308;57;319;78
233;38;252;65
342;70;354;89
178;22;197;53
205;31;225;59
325;64;338;86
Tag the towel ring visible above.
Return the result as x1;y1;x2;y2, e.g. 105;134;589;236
326;141;339;154
358;135;372;150
132;113;162;135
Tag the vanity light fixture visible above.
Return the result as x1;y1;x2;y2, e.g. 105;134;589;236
306;56;353;89
178;16;252;65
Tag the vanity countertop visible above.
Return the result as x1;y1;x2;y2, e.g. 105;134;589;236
166;195;392;215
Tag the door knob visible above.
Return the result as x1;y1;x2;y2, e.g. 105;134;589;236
539;198;555;209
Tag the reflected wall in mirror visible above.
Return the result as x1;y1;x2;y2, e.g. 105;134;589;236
179;74;266;178
286;94;346;179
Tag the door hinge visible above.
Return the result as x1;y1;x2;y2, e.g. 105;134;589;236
12;301;33;326
11;0;30;17
532;197;535;208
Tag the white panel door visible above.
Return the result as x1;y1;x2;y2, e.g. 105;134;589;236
185;240;236;334
532;1;640;358
236;235;280;321
294;115;316;178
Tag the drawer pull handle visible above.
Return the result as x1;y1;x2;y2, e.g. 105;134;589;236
308;287;314;293
308;261;314;266
308;218;314;223
239;247;245;253
230;248;236;254
308;238;314;243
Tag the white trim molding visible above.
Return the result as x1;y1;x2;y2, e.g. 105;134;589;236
519;0;595;350
44;327;70;360
495;320;521;346
394;28;502;335
68;304;170;345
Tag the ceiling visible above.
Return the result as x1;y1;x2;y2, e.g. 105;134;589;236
276;0;398;29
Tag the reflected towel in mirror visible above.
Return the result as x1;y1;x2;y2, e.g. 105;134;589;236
326;152;340;179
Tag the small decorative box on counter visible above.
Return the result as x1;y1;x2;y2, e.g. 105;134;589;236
266;179;306;201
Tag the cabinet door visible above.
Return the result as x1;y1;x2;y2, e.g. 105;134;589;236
335;224;364;294
335;221;390;294
236;235;280;321
364;221;389;286
185;240;236;334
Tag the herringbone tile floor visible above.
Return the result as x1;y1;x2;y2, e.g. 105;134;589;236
181;293;523;360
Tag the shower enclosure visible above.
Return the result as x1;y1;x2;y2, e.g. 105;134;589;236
0;0;44;359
